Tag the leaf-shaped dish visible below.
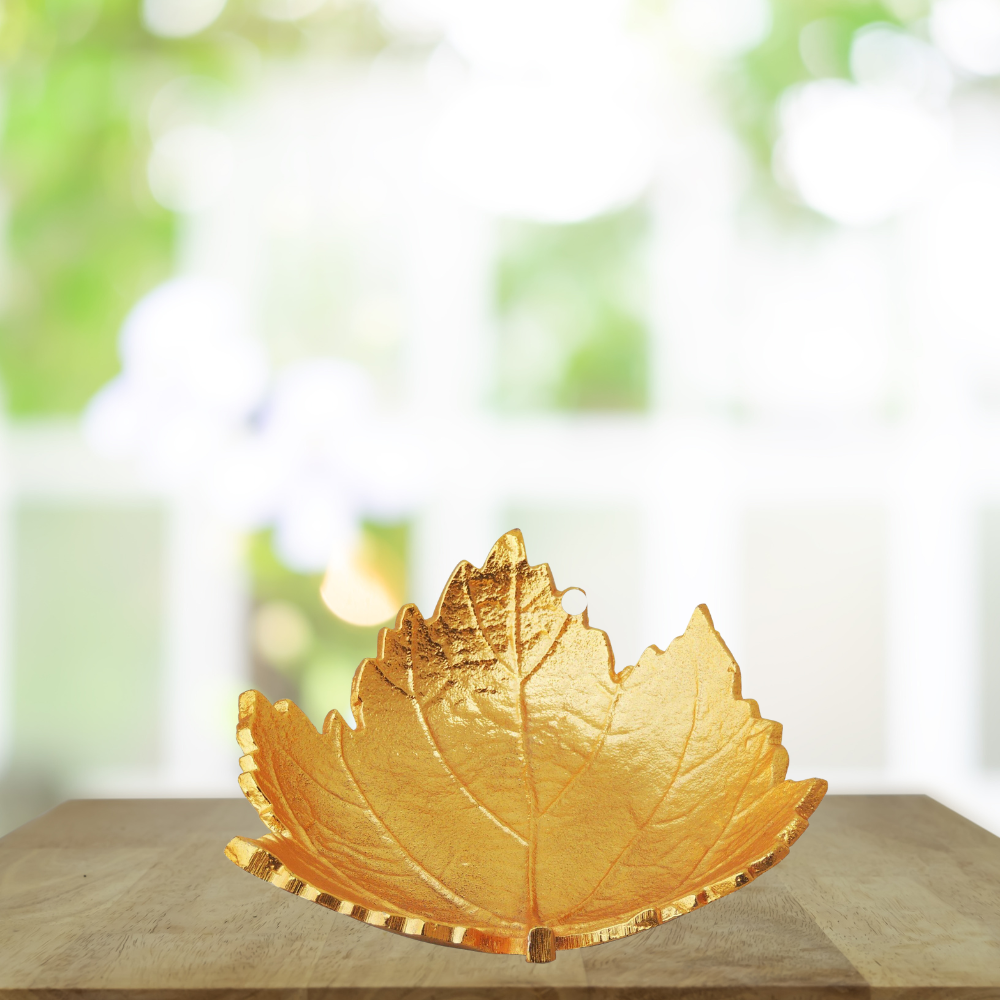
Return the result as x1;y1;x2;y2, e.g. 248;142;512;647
227;531;826;963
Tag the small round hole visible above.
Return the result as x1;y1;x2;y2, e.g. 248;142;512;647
561;588;588;615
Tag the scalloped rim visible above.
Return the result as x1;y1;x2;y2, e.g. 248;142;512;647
228;539;829;963
227;763;827;962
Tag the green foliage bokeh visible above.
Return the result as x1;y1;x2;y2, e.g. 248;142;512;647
496;208;651;412
0;0;386;415
727;0;925;171
247;521;408;727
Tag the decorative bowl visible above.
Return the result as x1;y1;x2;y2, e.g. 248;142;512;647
226;530;826;962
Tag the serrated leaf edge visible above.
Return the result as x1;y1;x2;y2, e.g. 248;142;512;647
227;534;829;962
228;696;827;962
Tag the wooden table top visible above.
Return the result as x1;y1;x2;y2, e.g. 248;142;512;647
1;795;999;998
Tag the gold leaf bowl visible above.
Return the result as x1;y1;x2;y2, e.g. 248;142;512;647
226;531;826;962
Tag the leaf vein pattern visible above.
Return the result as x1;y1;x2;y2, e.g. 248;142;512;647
273;738;367;824
258;742;401;912
383;627;527;847
539;682;623;817
461;568;509;674
673;732;767;892
292;823;410;912
336;723;505;922
555;670;701;923
513;561;540;923
678;731;736;778
517;615;571;691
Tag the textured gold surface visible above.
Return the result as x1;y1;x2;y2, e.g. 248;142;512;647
227;530;827;962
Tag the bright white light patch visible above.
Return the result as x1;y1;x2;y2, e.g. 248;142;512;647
148;125;234;214
120;278;266;419
142;0;227;37
275;490;358;573
376;0;453;38
930;0;1000;76
424;84;654;223
850;23;952;105
673;0;772;57
775;80;950;226
83;278;268;487
442;0;626;77
83;378;145;460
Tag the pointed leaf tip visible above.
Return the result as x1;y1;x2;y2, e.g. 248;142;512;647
239;689;261;715
687;604;715;631
488;529;527;568
230;537;825;961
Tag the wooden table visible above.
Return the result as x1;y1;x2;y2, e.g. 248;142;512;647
2;795;999;998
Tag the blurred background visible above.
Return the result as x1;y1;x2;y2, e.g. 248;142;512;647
0;0;999;837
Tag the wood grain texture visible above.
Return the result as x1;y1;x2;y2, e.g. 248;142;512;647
1;795;998;999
